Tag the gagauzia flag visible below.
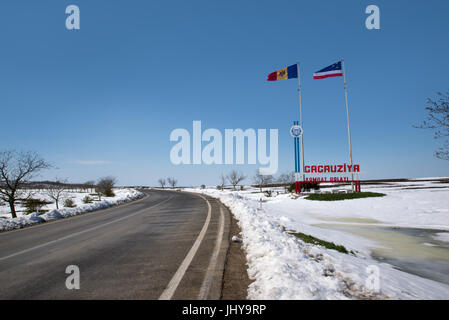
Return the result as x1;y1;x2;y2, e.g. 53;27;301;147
267;64;298;81
313;61;343;79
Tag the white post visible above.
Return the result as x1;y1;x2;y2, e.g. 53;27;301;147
297;61;305;182
342;59;354;191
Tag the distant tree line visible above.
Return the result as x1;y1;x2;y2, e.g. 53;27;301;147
0;149;118;218
156;170;297;192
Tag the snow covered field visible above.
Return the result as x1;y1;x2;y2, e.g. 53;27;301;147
0;188;144;232
188;178;449;300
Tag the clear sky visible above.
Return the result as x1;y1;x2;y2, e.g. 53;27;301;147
1;0;448;186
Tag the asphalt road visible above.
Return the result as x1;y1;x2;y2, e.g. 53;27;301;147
0;189;230;300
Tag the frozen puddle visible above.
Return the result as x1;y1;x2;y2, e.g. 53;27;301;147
316;216;382;224
315;223;449;285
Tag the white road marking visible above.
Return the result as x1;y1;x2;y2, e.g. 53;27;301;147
198;205;225;299
0;196;172;262
158;194;212;300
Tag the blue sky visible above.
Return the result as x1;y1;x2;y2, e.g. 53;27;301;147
1;0;448;186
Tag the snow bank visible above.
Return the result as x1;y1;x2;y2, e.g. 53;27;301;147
210;192;350;299
0;188;144;232
188;186;449;300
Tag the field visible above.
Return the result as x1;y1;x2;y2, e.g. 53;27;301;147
188;177;449;299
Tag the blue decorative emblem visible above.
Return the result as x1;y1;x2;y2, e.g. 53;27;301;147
290;125;303;138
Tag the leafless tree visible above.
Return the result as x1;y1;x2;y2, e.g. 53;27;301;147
96;176;117;199
218;173;226;190
414;91;449;161
167;177;177;188
277;172;295;192
253;171;273;192
226;170;246;190
0;150;51;218
83;180;95;193
158;178;166;189
45;178;68;209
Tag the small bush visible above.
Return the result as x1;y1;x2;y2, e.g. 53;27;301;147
96;176;116;198
82;196;93;204
63;198;77;208
24;198;51;214
264;190;273;197
200;184;206;189
103;189;115;197
288;182;320;193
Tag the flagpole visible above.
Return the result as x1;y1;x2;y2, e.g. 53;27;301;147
297;61;305;182
341;59;354;191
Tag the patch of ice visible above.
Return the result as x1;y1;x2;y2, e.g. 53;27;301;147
433;232;449;243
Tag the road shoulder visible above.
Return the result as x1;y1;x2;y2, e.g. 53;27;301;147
221;204;252;300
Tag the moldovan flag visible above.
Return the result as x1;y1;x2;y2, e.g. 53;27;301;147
313;61;343;79
267;64;298;81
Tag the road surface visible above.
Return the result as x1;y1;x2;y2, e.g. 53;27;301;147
0;189;230;299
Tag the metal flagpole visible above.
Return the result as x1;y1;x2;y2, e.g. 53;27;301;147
294;121;298;174
297;61;305;182
341;59;354;191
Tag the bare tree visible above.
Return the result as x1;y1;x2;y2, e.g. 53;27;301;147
83;180;95;193
0;150;51;218
253;171;273;192
167;177;177;189
45;178;68;209
96;176;117;199
414;91;449;161
158;178;166;189
277;172;295;192
226;170;246;190
218;173;226;190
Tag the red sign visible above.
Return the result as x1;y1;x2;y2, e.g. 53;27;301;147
304;163;360;174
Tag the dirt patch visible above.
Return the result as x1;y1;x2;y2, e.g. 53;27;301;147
221;212;252;300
